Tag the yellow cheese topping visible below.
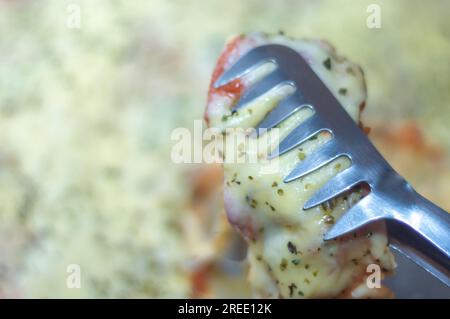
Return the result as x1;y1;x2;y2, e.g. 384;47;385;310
206;32;396;298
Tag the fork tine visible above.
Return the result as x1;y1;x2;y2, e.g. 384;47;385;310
232;70;292;111
303;166;361;210
283;142;341;182
256;92;307;135
323;195;381;240
269;115;327;158
214;50;275;88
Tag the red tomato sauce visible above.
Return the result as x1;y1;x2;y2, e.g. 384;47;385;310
205;35;247;124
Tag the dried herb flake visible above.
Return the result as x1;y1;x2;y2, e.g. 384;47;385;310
323;58;332;70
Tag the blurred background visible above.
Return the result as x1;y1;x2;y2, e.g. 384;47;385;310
0;0;448;298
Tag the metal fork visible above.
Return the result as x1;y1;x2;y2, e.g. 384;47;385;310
214;44;450;287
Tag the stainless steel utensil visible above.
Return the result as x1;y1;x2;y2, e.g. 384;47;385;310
214;44;450;287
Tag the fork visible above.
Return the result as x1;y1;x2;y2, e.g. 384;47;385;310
214;44;450;287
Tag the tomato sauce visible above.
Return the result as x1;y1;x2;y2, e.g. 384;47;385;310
205;35;246;124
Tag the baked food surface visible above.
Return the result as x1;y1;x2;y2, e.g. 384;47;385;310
205;32;396;298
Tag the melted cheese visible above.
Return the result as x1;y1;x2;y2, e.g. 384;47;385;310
206;32;396;298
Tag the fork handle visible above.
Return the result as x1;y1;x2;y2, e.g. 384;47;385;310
388;189;450;286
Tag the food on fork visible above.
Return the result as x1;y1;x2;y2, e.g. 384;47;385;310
205;32;396;298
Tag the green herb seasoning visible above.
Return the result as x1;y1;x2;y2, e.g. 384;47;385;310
298;151;306;160
287;241;297;254
280;258;288;271
338;88;347;95
288;283;297;297
323;57;332;70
